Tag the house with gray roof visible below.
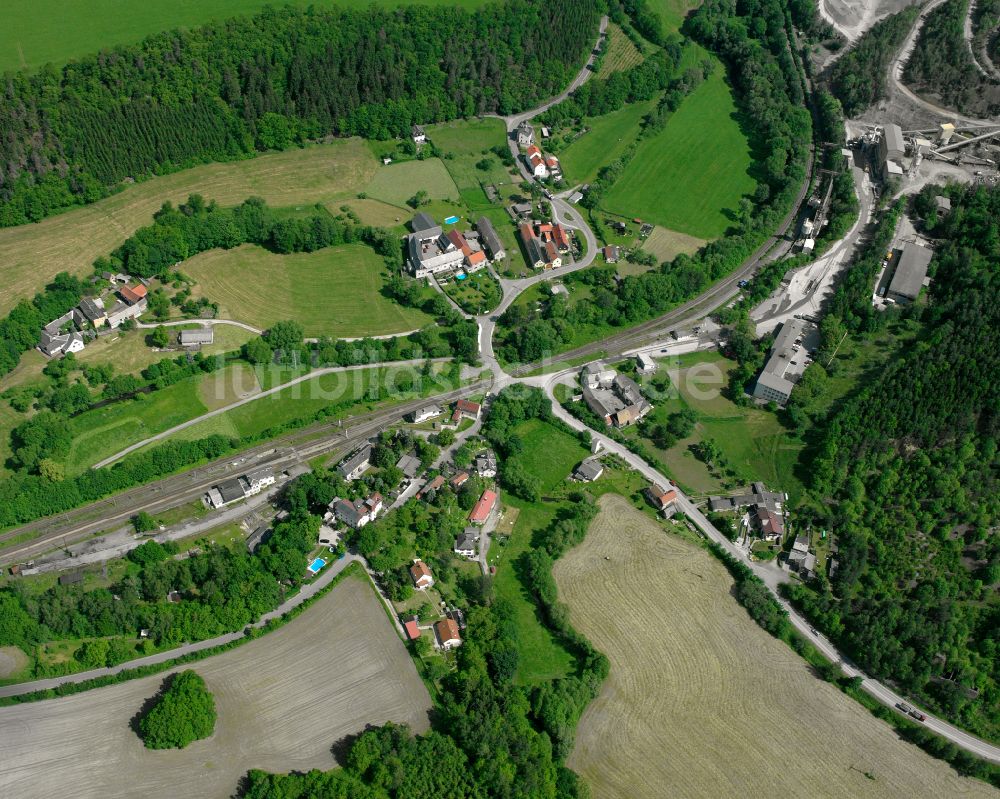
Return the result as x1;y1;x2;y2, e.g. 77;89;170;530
476;216;506;262
180;327;214;346
337;444;373;481
887;243;933;303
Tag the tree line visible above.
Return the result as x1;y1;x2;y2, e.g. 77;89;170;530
0;0;601;227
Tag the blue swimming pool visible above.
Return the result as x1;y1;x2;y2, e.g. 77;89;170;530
308;557;327;574
444;215;459;224
455;272;467;280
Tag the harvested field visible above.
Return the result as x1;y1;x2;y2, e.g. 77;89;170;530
0;138;377;317
0;575;431;799
639;226;707;264
554;495;998;799
363;159;460;207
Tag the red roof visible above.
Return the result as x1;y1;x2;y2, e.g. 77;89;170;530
526;144;541;158
128;283;147;298
435;618;461;644
404;620;421;640
553;225;570;249
456;399;480;415
410;559;433;585
467;250;486;265
119;286;144;305
649;487;677;508
519;222;536;244
469;490;498;523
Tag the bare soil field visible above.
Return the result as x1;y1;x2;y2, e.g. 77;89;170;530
0;138;377;317
554;494;998;799
638;226;707;265
820;0;921;41
0;575;431;799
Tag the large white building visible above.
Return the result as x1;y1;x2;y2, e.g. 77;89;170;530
407;214;465;278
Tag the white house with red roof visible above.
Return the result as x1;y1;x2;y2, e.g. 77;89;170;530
469;489;498;525
434;618;462;649
409;559;435;590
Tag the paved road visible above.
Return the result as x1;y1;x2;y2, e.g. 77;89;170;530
0;553;363;698
92;357;450;468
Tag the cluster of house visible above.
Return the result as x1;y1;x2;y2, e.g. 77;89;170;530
407;213;506;279
580;363;652;427
406;398;482;428
402;566;465;650
39;279;149;358
205;468;276;509
519;219;571;270
516;122;561;180
709;482;789;544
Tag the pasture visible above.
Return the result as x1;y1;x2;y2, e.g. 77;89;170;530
558;100;656;186
602;63;756;240
647;0;702;34
0;575;431;799
1;0;495;73
511;418;590;494
554;495;999;799
185;243;432;337
0;138;377;317
363;159;461;208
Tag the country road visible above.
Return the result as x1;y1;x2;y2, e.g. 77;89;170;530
2;8;997;772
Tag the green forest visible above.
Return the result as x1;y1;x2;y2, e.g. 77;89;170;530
788;184;1000;744
903;0;1000;117
139;670;216;749
0;0;600;226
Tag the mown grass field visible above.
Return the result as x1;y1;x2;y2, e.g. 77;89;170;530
512;418;589;493
602;63;756;240
638;225;707;264
363;159;461;208
647;0;701;33
600;23;646;75
0;138;377;317
1;0;495;73
559;100;656;186
185;243;432;337
425;118;515;207
0;575;431;799
555;495;997;799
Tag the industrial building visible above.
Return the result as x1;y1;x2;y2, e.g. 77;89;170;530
886;243;933;303
751;318;816;406
877;123;906;180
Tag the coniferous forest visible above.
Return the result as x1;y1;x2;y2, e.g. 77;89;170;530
0;0;600;226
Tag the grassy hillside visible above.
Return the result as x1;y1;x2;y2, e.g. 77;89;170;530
1;0;496;73
185;243;433;338
0;138;376;317
601;63;755;240
559;100;656;185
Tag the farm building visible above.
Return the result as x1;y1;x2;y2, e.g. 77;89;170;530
753;506;784;541
581;368;651;427
469;490;498;525
645;485;677;514
410;559;435;590
180;328;214;346
434;618;462;649
708;483;786;513
407;216;466;278
74;297;107;328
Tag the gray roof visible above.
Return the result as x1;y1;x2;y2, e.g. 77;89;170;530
412;212;437;232
396;453;422;479
78;297;105;321
476;216;505;258
180;327;214;345
455;529;479;550
246;467;273;485
338;444;373;476
884;123;904;158
216;477;247;503
888;244;933;300
574;459;604;481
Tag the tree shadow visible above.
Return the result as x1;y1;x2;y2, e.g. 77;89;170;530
128;672;174;741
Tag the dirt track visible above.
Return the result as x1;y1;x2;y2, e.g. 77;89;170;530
554;495;999;799
0;575;431;799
